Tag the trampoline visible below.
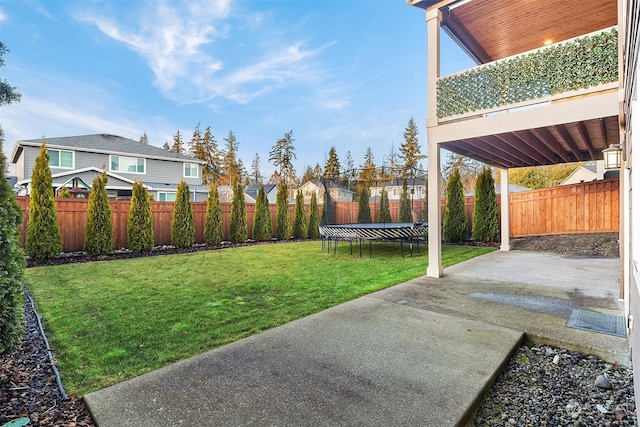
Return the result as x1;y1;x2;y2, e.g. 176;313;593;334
320;222;428;258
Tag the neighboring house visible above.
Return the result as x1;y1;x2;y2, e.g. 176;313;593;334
10;134;209;201
370;178;426;201
561;161;605;185
298;179;355;204
217;185;258;204
244;184;279;204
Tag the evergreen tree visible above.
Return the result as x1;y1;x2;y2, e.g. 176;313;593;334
250;153;264;185
171;181;195;248
292;190;307;238
472;166;499;242
443;168;468;243
357;187;371;224
307;191;320;238
204;184;223;245
0;126;25;354
378;189;392;223
229;180;248;243
127;181;154;252
341;150;355;185
313;163;323;181
422;178;429;223
162;142;170;150
275;181;291;240
443;153;482;194
57;186;72;198
0;43;21;107
301;165;315;184
171;129;184;154
85;171;114;255
191;124;222;185
139;132;149;144
399;179;413;222
324;146;341;181
269;130;297;187
400;117;425;176
358;147;377;190
26;139;63;259
253;184;272;241
221;131;242;185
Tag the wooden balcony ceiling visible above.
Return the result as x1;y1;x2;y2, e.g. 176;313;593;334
441;0;618;62
440;116;620;169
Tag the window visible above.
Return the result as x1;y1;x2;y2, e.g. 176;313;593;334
158;192;176;202
48;149;73;168
110;155;145;174
184;163;198;178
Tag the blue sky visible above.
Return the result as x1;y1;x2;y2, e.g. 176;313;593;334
0;0;472;178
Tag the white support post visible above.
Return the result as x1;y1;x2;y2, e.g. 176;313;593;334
500;168;510;251
426;7;442;278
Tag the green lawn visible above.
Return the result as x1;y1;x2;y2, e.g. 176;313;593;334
25;241;494;395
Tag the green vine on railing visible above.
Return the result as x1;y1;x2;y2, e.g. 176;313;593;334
436;28;618;118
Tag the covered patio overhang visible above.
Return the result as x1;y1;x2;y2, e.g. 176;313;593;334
408;0;622;278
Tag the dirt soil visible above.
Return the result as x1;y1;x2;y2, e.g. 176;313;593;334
510;232;620;258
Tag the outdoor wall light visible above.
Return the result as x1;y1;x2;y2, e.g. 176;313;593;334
602;144;622;170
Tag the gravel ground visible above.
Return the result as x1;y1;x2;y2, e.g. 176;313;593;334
1;234;633;426
474;344;636;426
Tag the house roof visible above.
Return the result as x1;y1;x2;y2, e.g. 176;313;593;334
11;133;205;164
300;179;353;192
244;184;278;200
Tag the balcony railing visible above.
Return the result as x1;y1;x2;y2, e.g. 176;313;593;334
436;27;618;120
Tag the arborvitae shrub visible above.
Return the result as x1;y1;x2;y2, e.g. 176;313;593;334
378;189;392;223
292;190;307;238
472;166;499;242
275;181;290;240
252;184;272;241
127;181;154;252
26;140;62;259
399;179;413;223
229;180;247;243
443;168;468;243
84;172;114;255
307;192;320;238
171;181;195;248
204;184;223;245
57;186;72;198
357;187;371;224
0;146;25;354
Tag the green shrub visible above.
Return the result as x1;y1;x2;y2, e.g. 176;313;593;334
252;184;272;241
275;181;290;240
57;186;72;198
127;181;154;252
357;187;371;224
84;172;114;255
399;179;413;223
0;141;25;354
292;190;307;238
307;192;320;238
204;184;223;245
472;166;499;242
377;189;391;223
171;181;195;248
26;139;63;259
443;168;468;243
229;180;247;243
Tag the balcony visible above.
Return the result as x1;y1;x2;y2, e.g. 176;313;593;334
437;27;619;122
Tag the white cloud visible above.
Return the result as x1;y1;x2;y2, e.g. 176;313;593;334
73;0;330;105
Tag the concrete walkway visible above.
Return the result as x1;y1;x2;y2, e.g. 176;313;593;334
84;250;627;426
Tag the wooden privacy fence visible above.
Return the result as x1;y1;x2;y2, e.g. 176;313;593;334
14;179;618;252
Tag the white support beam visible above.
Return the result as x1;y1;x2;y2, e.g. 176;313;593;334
427;135;442;277
500;168;510;251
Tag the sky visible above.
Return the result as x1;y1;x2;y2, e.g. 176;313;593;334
0;0;472;178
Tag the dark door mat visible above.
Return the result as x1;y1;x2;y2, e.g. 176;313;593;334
566;309;627;338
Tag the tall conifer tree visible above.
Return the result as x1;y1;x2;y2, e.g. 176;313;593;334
229;180;247;243
204;184;223;245
85;171;114;255
26;139;62;259
399;179;413;223
378;189;392;223
171;182;195;248
443;168;468;242
275;181;291;239
127;181;154;252
292;190;307;238
472;166;499;242
307;192;320;238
